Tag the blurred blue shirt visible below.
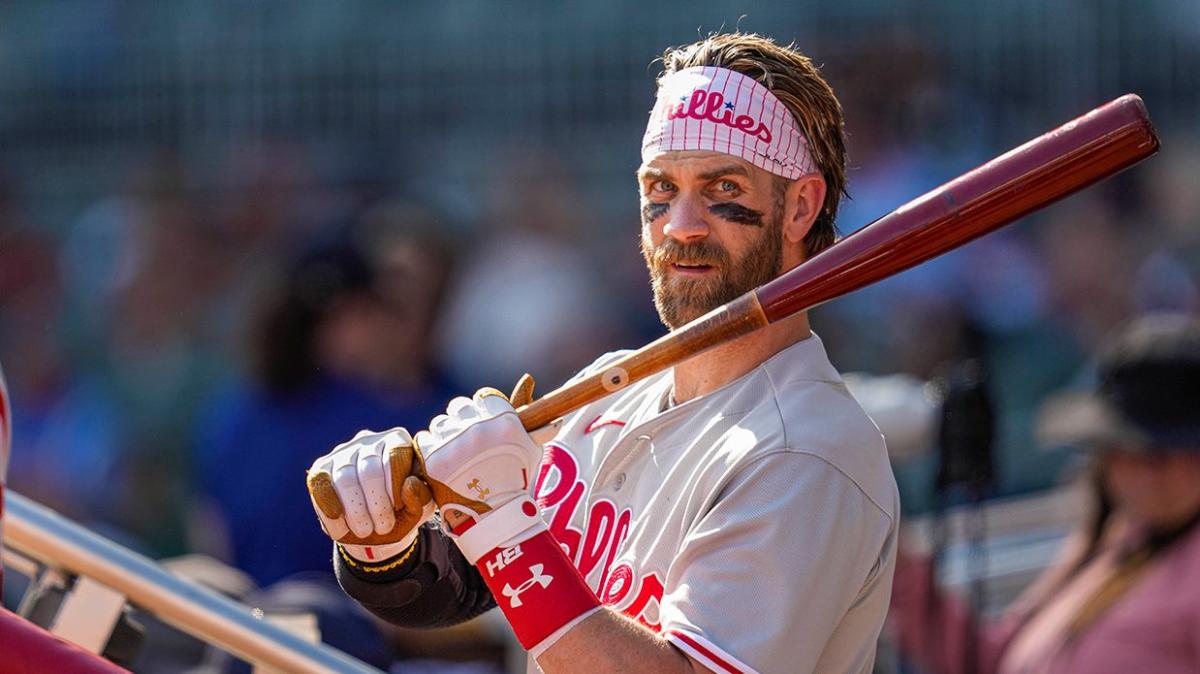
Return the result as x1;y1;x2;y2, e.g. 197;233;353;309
196;374;453;587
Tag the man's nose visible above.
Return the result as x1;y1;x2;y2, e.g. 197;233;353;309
662;194;709;242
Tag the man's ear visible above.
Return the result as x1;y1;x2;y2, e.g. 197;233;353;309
782;174;827;245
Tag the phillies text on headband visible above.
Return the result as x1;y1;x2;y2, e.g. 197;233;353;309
642;66;815;179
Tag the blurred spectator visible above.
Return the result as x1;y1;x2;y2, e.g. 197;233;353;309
1039;196;1140;353
1131;138;1200;314
0;174;127;534
352;199;458;396
436;150;631;391
1;299;125;530
53;154;227;554
888;313;1200;674
204;141;346;353
193;220;457;587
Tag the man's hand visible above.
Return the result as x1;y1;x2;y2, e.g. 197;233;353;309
307;427;435;561
415;387;544;537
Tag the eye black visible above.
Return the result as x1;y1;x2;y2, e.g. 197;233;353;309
707;202;765;227
641;202;669;223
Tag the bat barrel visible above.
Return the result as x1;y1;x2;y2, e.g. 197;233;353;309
755;94;1159;323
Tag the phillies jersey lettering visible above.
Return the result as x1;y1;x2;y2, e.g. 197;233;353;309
534;442;634;592
524;335;899;674
601;562;665;631
533;441;661;629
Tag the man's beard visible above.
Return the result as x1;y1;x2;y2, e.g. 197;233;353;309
641;217;783;329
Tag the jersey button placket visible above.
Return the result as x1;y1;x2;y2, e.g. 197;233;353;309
595;433;651;497
611;435;651;493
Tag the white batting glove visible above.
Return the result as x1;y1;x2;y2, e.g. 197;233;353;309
418;386;604;654
307;427;435;563
415;388;547;564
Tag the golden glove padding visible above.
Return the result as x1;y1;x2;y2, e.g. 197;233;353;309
307;443;435;546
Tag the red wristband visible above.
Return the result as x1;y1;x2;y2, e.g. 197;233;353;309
474;528;601;649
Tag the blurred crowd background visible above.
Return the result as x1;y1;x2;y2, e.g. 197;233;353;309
0;0;1198;670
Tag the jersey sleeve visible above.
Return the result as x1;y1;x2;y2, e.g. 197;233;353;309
659;450;897;674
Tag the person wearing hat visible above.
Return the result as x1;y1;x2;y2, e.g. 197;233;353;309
889;312;1200;674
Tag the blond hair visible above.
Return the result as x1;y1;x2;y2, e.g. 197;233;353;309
658;33;847;255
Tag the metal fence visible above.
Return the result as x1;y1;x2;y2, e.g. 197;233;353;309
0;0;1195;228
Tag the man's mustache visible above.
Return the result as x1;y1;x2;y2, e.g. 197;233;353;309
650;239;730;268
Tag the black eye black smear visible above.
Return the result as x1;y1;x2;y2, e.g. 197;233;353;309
708;202;765;227
641;202;669;224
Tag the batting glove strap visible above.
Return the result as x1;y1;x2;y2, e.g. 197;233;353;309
339;527;420;568
446;496;545;564
473;528;602;651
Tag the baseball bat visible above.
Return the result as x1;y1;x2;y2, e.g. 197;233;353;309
516;93;1159;432
314;94;1157;546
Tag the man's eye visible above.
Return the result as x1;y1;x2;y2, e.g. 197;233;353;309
652;180;676;194
716;180;739;194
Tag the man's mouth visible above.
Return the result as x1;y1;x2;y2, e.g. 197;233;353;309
669;261;716;275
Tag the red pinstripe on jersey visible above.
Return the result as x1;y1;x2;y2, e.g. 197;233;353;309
668;630;758;674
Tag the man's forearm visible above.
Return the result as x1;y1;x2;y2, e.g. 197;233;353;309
335;525;497;628
536;609;710;674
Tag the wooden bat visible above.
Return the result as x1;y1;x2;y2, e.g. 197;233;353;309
517;93;1159;432
315;95;1158;545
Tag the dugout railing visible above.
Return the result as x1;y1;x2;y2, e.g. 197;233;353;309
0;489;383;674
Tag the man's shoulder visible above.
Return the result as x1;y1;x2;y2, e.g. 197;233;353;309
702;336;887;455
699;348;897;520
770;377;897;515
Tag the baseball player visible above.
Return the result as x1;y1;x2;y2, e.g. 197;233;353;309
307;33;899;674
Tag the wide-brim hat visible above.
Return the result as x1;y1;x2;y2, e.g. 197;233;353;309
1037;313;1200;452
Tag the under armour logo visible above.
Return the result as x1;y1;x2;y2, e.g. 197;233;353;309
466;478;491;500
501;564;553;608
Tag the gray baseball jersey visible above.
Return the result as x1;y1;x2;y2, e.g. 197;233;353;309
530;333;899;674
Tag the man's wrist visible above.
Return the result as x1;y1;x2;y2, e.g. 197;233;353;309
445;497;602;651
338;528;421;579
470;528;602;650
446;496;545;563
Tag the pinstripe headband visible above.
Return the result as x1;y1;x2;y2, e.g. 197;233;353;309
642;66;815;179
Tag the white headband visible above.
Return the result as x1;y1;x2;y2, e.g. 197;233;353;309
642;66;815;179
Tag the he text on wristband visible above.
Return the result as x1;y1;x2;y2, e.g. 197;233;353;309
501;563;554;608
